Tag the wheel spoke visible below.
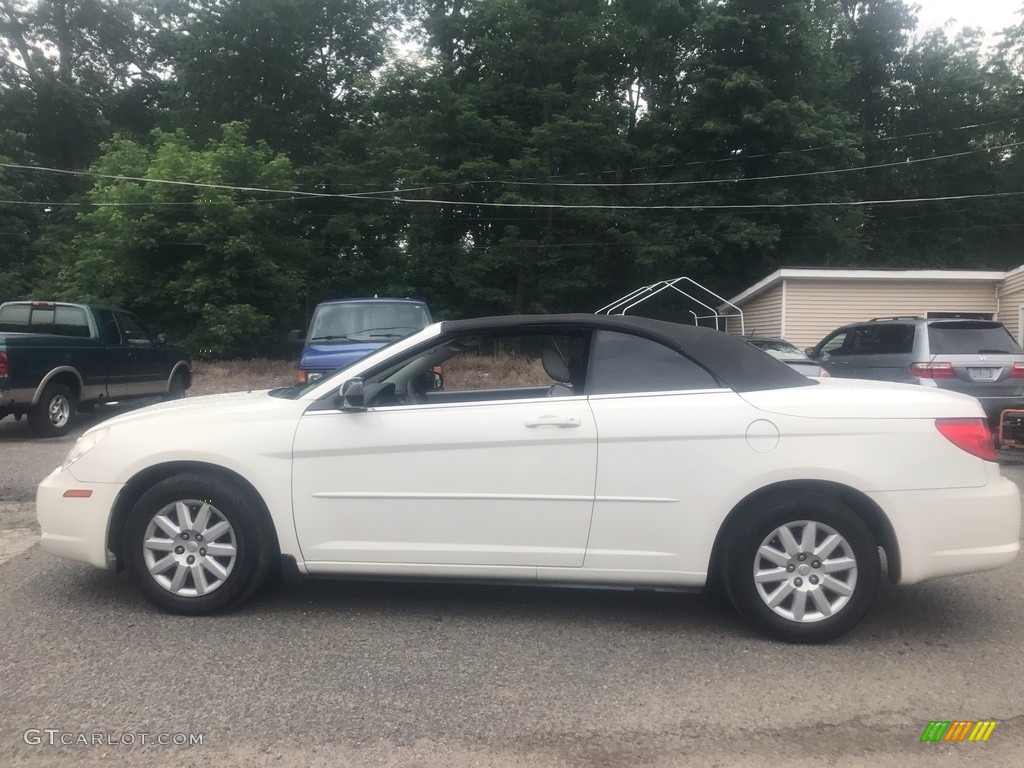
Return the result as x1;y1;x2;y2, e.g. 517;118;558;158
144;537;176;552
147;553;176;575
201;556;229;582
152;513;180;538
790;589;808;621
766;581;796;608
204;520;231;541
822;575;854;596
203;542;236;558
193;503;213;533
191;564;210;595
799;521;817;552
757;544;790;567
814;533;842;560
777;525;801;557
823;556;856;574
754;566;788;584
809;587;833;617
169;563;189;592
175;501;194;530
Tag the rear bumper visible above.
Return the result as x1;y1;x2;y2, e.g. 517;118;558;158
0;386;34;411
869;468;1021;584
36;465;123;570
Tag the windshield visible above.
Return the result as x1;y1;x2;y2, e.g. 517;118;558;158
308;302;430;343
750;340;807;361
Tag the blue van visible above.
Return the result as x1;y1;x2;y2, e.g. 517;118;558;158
294;298;432;384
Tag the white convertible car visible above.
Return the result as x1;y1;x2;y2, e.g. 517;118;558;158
37;314;1021;642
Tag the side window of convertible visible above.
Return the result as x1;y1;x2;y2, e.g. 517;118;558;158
369;331;589;406
587;330;718;395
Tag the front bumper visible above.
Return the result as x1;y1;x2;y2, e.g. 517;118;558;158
36;465;124;570
870;465;1021;584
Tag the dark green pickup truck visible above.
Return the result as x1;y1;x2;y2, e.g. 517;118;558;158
0;301;191;437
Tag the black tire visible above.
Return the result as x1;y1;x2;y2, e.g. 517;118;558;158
724;493;880;643
122;473;274;615
162;371;187;401
28;382;77;438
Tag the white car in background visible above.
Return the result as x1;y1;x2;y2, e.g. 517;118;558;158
37;314;1020;643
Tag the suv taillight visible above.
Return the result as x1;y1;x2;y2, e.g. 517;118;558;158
0;351;7;377
935;418;997;461
910;362;955;379
1009;363;1024;379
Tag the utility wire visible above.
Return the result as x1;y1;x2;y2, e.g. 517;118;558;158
488;142;1024;188
2;140;1022;209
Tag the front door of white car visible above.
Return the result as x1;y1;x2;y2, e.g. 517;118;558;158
291;396;597;568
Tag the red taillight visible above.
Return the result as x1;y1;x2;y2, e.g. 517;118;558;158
1009;363;1024;379
296;370;307;384
911;362;955;379
935;418;997;461
0;351;8;377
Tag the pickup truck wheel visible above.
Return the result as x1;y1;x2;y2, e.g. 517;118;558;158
162;371;187;401
122;474;272;615
28;383;76;438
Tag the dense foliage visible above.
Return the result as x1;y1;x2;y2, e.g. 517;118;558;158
1;0;1022;354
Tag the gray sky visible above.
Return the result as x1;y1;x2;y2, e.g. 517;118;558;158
915;0;1022;37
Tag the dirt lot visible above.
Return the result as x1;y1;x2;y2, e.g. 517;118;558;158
188;358;298;395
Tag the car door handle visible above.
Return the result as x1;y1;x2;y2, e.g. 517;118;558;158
525;416;581;428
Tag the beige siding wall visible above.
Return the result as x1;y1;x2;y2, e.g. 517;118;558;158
997;269;1024;343
724;284;783;337
781;279;999;347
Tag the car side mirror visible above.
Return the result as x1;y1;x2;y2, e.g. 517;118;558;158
339;378;365;410
288;329;304;345
155;332;167;346
804;347;819;359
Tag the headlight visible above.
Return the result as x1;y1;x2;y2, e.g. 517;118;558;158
62;427;110;471
307;372;324;383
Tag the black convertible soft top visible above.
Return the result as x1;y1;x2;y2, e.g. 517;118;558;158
439;314;813;393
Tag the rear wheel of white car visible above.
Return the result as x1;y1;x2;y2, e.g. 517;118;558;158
123;474;272;614
29;382;76;437
725;494;880;643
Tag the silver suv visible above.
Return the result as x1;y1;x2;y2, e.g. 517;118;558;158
806;317;1024;423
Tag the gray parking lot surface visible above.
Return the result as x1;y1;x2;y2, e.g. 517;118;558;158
2;409;1024;767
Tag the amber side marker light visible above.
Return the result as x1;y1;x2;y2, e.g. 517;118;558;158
935;418;997;462
62;489;93;498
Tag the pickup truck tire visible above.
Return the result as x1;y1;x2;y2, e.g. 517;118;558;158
162;371;187;401
123;473;273;615
28;382;77;438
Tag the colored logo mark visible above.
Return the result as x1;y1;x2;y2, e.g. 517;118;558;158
921;720;997;742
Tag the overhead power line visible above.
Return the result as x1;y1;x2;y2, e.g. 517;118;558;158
4;190;1024;211
2;139;1023;210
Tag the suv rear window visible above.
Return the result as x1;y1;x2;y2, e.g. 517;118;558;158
927;322;1022;355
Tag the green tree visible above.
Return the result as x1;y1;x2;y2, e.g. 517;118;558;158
42;122;310;355
628;0;864;297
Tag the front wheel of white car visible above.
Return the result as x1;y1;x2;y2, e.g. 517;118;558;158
725;494;880;643
123;474;272;614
